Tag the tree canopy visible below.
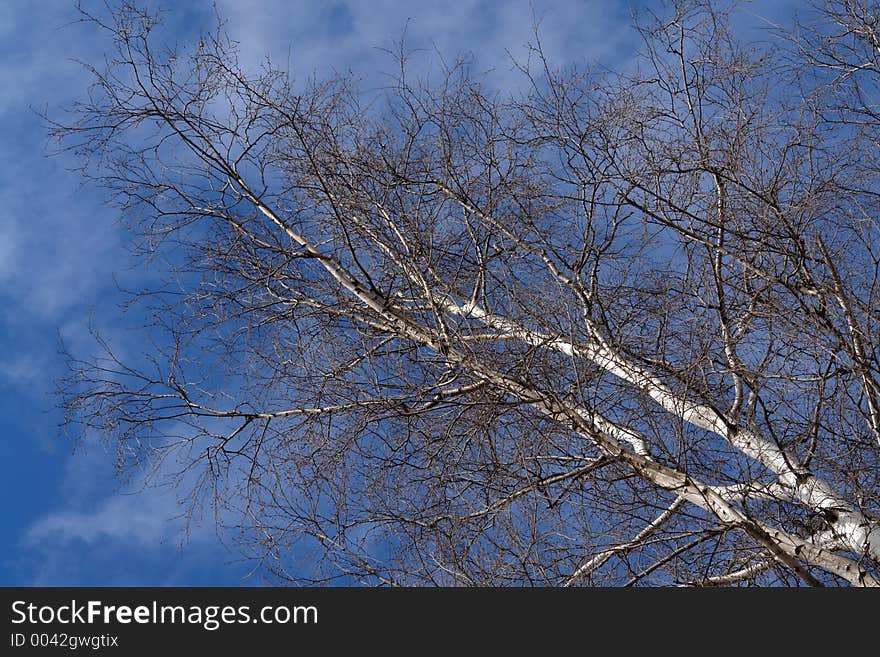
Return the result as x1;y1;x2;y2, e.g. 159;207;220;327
56;0;880;585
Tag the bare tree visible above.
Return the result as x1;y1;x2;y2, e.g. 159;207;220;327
54;0;880;585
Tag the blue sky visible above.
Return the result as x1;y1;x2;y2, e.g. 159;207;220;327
0;0;799;586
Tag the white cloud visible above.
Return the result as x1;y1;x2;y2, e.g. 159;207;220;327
20;433;235;585
24;432;193;547
212;0;633;87
0;3;124;322
0;352;41;385
25;490;181;546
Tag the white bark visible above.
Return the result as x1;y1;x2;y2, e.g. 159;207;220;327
231;175;878;586
681;560;774;587
440;299;880;563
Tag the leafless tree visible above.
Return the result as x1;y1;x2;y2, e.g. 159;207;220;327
54;0;880;585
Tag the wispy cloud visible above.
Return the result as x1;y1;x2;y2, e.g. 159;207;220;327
0;2;125;323
19;432;250;586
213;0;634;87
26;488;186;546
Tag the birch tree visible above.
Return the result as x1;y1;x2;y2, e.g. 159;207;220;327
56;0;880;585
